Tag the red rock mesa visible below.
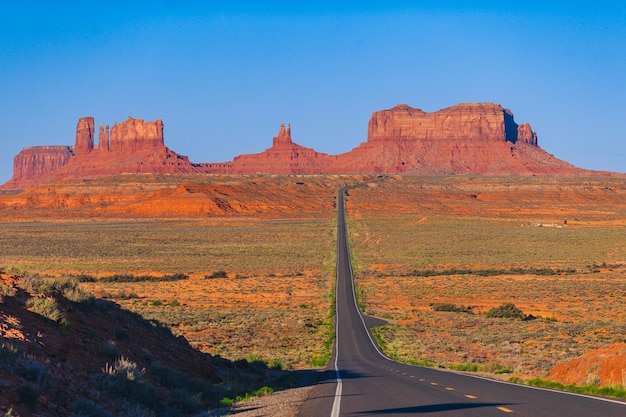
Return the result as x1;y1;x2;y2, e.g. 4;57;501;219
2;102;610;190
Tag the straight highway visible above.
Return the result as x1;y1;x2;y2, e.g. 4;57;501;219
299;186;626;416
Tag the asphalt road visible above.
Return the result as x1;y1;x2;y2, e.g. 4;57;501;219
299;187;626;417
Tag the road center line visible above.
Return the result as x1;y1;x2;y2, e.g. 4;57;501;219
497;406;514;413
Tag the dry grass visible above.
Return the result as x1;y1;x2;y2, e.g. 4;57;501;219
346;176;626;380
0;218;334;275
0;216;337;369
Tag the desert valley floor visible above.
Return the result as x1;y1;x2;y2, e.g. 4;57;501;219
1;174;626;415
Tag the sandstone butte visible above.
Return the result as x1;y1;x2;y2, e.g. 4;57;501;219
2;102;621;190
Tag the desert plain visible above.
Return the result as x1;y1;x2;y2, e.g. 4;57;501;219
2;173;626;394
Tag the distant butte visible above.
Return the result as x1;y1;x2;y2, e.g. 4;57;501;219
1;103;619;190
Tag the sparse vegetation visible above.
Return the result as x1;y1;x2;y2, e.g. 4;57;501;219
431;303;473;313
485;302;525;320
511;377;626;399
0;281;16;299
346;177;626;386
206;270;228;279
26;297;62;322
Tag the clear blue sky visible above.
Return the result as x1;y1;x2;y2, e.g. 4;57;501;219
1;2;625;183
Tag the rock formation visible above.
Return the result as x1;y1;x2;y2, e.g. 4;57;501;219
11;145;74;182
2;116;202;189
220;123;337;174
74;117;94;156
333;102;573;175
1;102;617;190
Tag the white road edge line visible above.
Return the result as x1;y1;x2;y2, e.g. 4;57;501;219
330;342;342;417
331;190;344;417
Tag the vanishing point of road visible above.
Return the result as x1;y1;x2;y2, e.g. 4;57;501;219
299;186;626;416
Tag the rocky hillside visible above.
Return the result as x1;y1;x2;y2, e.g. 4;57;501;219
0;271;279;416
3;102;617;190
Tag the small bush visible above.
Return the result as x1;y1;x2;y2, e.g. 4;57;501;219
98;273;188;283
253;386;273;396
219;397;234;407
26;297;62;322
99;358;160;411
74;274;96;283
99;340;120;358
206;270;228;279
102;290;139;300
19;275;78;297
448;363;478;372
0;282;16;300
15;359;48;385
104;356;144;381
431;303;473;313
485;302;525;320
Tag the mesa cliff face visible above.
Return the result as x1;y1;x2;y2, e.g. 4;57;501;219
1;102;610;190
333;103;567;175
3;116;202;189
12;145;74;181
367;103;538;145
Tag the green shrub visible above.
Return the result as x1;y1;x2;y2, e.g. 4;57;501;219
19;275;78;297
219;397;234;407
448;363;478;372
0;282;16;300
431;303;473;313
485;302;525;320
26;297;62;322
253;386;273;396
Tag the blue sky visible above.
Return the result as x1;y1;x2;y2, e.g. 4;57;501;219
1;2;625;183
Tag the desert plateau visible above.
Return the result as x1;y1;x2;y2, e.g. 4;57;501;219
1;103;626;416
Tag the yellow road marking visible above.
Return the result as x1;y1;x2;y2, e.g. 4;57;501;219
430;382;438;386
409;375;415;378
402;372;407;375
445;387;455;391
419;378;425;382
465;394;478;399
497;407;513;413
